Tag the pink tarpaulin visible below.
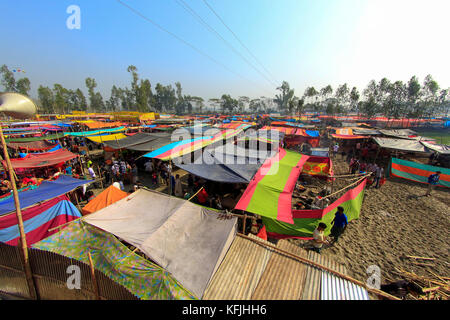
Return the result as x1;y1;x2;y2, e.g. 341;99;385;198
4;148;78;169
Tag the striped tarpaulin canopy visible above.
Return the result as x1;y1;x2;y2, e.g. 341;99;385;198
263;179;367;239
0;195;81;246
234;149;309;224
389;157;449;188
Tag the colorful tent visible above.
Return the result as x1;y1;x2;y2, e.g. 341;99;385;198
84;189;237;299
235;149;309;224
6;140;57;151
5;133;65;143
302;156;333;179
373;137;428;153
33;221;196;300
389;157;449;188
104;132;172;151
4;148;78;169
86;133;127;143
81;121;123;129
81;185;128;215
263;179;367;239
0;195;81;246
64;126;125;137
176;147;267;183
0;175;92;216
143;128;244;161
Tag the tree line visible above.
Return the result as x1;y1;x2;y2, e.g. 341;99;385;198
1;64;448;118
274;76;449;119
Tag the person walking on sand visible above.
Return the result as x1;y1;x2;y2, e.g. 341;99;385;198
330;206;348;244
374;165;384;189
311;222;329;254
425;171;441;196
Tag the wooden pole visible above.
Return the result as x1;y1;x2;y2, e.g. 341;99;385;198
87;251;100;300
242;214;247;234
0;125;38;300
237;233;401;300
96;165;104;189
73;190;82;211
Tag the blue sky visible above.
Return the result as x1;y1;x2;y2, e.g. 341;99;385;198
1;0;449;103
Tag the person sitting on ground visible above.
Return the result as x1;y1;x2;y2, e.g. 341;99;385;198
311;222;329;254
65;164;73;176
425;171;441;196
330;206;348;244
196;186;209;205
86;190;95;202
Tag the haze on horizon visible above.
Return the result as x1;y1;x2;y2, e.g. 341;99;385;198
1;0;449;103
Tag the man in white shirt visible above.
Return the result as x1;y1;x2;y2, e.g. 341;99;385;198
144;160;153;173
88;166;96;179
311;223;329;254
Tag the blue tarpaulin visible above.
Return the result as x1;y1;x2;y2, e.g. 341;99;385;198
305;130;320;137
0;175;92;216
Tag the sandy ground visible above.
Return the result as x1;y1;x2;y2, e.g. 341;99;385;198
290;157;450;288
85;149;449;297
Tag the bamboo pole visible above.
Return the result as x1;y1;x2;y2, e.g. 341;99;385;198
321;174;371;200
73;190;82;211
0;125;38;300
237;233;401;300
96;165;104;189
87;251;100;300
242;214;247;234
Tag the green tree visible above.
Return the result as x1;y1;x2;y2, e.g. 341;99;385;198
350;87;360;112
16;78;31;96
361;80;380;119
422;74;440;117
335;83;350;114
0;65;16;91
220;94;238;114
37;85;55;113
407;76;422;117
85;77;104;112
53;84;70;114
274;81;295;113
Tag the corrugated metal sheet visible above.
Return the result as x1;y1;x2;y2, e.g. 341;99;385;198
203;234;273;300
301;251;346;300
251;239;308;300
321;272;370;300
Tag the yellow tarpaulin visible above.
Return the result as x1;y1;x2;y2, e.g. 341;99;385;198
87;133;127;143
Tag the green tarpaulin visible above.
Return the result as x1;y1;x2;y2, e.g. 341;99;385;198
5;133;64;143
33;221;196;300
263;179;367;239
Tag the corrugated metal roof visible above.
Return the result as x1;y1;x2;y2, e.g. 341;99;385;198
321;271;370;300
204;234;370;300
203;234;273;300
251;240;308;300
301;250;347;300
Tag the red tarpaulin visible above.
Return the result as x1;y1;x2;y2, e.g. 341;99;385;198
7;140;57;151
4;149;78;169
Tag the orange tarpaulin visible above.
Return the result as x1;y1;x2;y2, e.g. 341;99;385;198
82;121;124;129
81;185;128;216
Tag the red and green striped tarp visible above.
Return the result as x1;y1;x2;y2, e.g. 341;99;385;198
389;157;449;188
263;179;366;239
234;149;309;224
